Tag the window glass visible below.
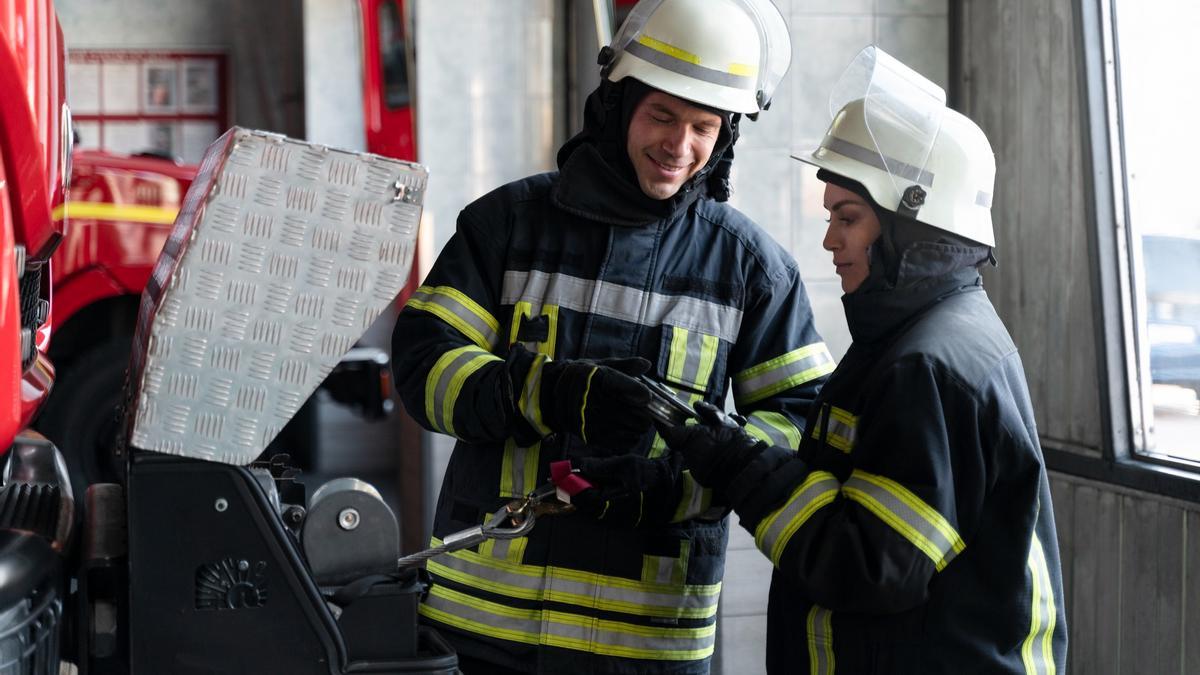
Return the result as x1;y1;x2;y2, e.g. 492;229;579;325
1114;1;1200;462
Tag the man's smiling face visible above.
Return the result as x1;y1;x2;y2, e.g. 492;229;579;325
625;90;723;200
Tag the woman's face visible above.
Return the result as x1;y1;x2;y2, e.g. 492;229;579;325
822;182;883;294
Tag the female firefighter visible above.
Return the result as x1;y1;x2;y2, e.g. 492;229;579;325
659;47;1069;674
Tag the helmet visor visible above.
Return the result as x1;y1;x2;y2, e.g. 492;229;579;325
828;46;946;202
733;0;791;109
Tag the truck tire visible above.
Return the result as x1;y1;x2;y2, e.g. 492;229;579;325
34;337;131;504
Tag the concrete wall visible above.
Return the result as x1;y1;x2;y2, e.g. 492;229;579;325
56;0;306;144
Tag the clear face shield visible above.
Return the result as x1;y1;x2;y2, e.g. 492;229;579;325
827;46;946;209
607;0;792;112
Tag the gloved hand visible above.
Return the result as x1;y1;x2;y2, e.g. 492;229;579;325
657;401;767;493
540;357;654;451
559;454;685;528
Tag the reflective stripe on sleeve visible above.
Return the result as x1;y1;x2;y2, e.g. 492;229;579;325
501;270;742;343
518;354;552;436
806;606;835;675
812;406;857;453
425;538;721;620
424;345;501;437
733;343;835;405
1021;534;1058;675
671;471;713;522
421;584;716;661
842;470;965;571
754;471;840;566
746;410;803;449
407;285;501;350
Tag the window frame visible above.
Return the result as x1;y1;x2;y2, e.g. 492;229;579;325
1063;0;1200;501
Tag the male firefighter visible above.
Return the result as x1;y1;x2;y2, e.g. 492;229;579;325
659;47;1069;673
390;0;831;673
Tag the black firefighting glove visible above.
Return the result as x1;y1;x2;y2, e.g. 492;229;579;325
540;357;654;451
657;401;768;494
566;453;686;528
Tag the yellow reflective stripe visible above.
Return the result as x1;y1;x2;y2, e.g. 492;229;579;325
749;410;802;449
579;366;598;444
499;439;541;498
668;327;690;384
842;470;965;571
648;432;669;458
52;201;178;224
479;533;528;564
422;584;715;661
806;606;834;675
745;423;773;445
1022;534;1058;675
733;343;835;405
694;333;719;387
540;304;559;356
671;471;712;522
641;540;689;586
814;406;857;453
424;345;500;437
426;538;721;620
407;285;500;350
519;354;552;435
728;62;756;77
637;34;701;65
754;471;839;566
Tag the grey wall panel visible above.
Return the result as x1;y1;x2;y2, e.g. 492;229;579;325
959;0;1103;454
1052;472;1200;674
1187;510;1200;674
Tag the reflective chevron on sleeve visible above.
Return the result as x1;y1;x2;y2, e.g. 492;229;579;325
407;285;501;350
842;470;966;571
424;345;502;437
733;343;835;405
754;471;840;566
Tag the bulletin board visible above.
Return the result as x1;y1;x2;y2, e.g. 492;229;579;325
69;50;228;164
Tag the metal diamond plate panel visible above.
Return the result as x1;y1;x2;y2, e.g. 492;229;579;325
124;128;426;465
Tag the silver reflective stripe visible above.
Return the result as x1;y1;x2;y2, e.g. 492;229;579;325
842;471;965;571
806;606;834;675
407;286;500;350
427;544;721;619
734;343;834;404
625;39;754;90
754;471;839;565
746;410;802;449
501;270;741;343
823;135;935;188
423;585;716;660
427;347;498;435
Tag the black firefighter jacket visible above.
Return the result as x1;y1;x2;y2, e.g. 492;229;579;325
723;250;1069;674
390;129;831;672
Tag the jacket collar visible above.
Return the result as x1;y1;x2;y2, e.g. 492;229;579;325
842;241;986;344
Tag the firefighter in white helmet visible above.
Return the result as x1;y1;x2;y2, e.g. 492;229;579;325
391;1;831;673
660;47;1069;673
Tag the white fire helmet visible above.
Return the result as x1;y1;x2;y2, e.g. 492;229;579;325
795;46;997;247
603;0;791;115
